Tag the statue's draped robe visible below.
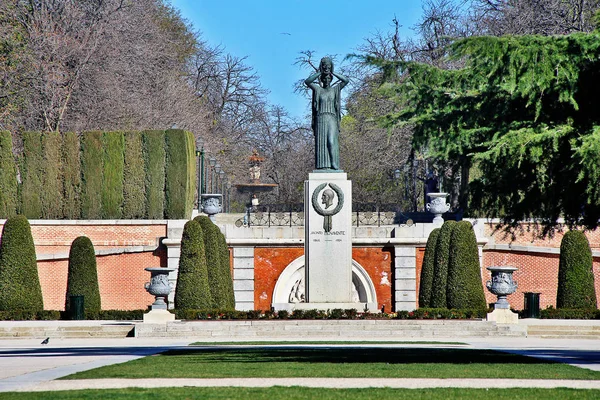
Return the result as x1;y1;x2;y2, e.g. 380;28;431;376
311;83;342;170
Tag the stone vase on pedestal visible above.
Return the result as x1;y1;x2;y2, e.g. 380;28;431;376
200;194;222;222
426;192;450;226
144;267;176;323
485;266;519;324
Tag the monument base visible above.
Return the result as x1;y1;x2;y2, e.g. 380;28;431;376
487;308;519;324
143;309;175;323
272;302;378;313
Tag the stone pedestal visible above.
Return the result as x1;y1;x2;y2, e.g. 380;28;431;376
304;172;353;304
487;308;519;324
143;309;175;323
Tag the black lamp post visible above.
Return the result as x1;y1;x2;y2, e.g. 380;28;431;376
195;138;204;207
208;157;217;193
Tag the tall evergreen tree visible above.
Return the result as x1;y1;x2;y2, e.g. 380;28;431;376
446;221;486;309
65;236;101;313
174;220;212;309
430;220;456;308
0;131;18;218
557;230;597;309
0;216;43;311
372;33;600;232
419;228;440;308
196;216;234;310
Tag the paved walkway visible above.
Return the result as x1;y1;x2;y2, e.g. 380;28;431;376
1;336;600;392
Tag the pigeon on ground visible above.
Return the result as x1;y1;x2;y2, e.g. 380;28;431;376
41;337;49;345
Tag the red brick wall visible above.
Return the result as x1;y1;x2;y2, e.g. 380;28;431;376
352;247;393;312
0;221;168;311
38;249;164;310
253;247;394;311
254;247;304;311
483;250;600;309
485;223;600;249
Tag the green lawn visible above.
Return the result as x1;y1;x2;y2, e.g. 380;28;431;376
62;347;600;380
2;387;599;400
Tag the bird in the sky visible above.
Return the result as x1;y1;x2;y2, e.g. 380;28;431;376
280;32;291;35
41;337;49;345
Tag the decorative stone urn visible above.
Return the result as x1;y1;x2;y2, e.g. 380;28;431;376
200;193;223;221
144;267;175;310
486;266;518;310
426;192;450;225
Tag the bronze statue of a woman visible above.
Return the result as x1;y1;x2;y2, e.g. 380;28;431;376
305;57;349;171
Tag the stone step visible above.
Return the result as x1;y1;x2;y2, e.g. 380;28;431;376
0;324;134;339
134;320;526;339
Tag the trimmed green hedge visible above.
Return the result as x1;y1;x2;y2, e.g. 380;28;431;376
217;229;235;309
430;220;457;308
41;131;63;219
557;230;597;309
61;132;81;219
123;131;145;219
81;131;103;219
174;220;212;309
418;228;440;308
0;215;43;311
20;131;43;218
0;131;18;218
101;132;124;219
446;221;486;310
165;129;195;219
3;130;196;219
143;130;166;219
196;216;234;310
65;236;101;313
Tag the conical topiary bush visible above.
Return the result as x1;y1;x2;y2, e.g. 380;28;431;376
65;236;101;313
430;220;457;309
419;228;440;308
0;215;43;311
446;221;486;310
174;219;212;309
557;230;597;309
195;216;235;310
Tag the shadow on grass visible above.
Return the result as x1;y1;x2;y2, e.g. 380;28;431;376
160;348;557;365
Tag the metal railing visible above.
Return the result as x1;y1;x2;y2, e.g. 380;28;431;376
234;203;461;227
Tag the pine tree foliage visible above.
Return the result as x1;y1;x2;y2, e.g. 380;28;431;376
446;221;486;310
0;215;43;311
430;220;457;308
174;220;212;310
65;236;101;313
375;33;600;232
419;228;440;308
557;230;597;309
0;131;18;218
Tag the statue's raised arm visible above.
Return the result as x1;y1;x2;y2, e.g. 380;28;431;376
305;57;348;171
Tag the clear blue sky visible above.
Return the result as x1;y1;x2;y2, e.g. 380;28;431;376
169;0;424;120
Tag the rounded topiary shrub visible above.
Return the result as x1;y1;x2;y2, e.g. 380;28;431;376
430;220;457;309
557;230;597;309
174;220;212;309
65;236;101;313
446;221;486;310
0;215;43;311
195;216;234;310
419;228;440;308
